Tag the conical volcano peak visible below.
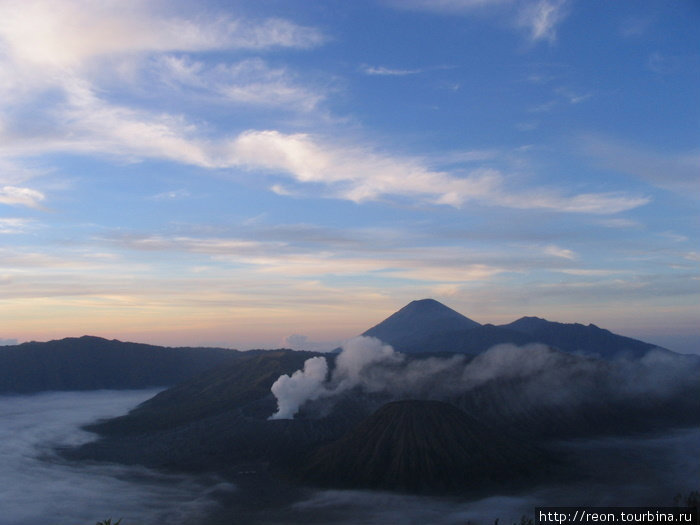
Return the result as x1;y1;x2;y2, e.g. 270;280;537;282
362;299;480;352
302;399;542;492
401;298;456;312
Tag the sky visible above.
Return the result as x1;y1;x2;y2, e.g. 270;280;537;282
0;0;698;352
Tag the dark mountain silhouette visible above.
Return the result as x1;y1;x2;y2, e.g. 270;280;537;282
67;345;700;492
397;324;536;355
500;317;661;358
87;349;322;436
68;350;368;473
2;300;672;395
302;399;547;493
361;299;669;358
0;336;242;393
362;298;481;352
44;298;697;497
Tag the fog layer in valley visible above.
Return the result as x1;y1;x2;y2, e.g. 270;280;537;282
2;348;698;525
0;390;234;525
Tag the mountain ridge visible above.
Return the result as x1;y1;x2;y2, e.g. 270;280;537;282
361;299;669;358
362;298;481;352
0;335;243;393
0;299;677;394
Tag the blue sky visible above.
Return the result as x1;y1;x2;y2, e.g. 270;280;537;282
0;0;698;352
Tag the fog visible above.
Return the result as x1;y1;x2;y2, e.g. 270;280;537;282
1;390;697;525
0;390;234;525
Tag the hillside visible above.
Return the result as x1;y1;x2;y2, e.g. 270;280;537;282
0;336;242;393
66;344;700;492
302;399;547;493
500;317;660;358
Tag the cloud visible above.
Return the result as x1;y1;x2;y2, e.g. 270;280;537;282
362;65;424;76
0;338;18;346
0;2;638;216
0;218;33;234
0;186;46;209
390;0;514;13
580;135;700;196
0;1;324;70
108;229;587;284
0;2;327;166
516;0;569;43
544;244;577;260
228;130;648;213
283;334;338;352
620;16;652;38
647;52;679;75
151;189;191;201
387;0;570;43
157;56;324;111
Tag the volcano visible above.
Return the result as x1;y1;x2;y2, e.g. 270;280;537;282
302;399;545;493
362;298;481;353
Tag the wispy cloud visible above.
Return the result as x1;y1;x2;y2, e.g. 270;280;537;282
0;218;33;234
228;130;649;213
362;65;424;76
157;56;325;111
647;52;679;75
619;16;653;38
580;135;700;196
0;1;329;211
516;0;569;43
554;87;592;104
388;0;570;43
0;186;46;209
151;189;191;201
0;1;324;70
544;244;577;260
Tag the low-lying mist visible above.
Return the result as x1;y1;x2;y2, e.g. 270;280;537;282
0;390;234;525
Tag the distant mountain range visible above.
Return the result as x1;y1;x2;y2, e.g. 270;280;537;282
0;336;242;394
364;298;665;358
61;300;700;496
0;299;672;394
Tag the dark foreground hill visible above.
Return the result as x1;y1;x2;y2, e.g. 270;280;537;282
0;336;242;393
302;399;548;493
66;345;700;495
67;350;367;473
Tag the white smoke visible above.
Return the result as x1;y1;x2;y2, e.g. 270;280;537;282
333;336;403;391
269;337;700;420
269;336;400;419
269;356;329;419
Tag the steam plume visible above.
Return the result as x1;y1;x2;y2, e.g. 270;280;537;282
269;337;700;419
269;356;328;419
